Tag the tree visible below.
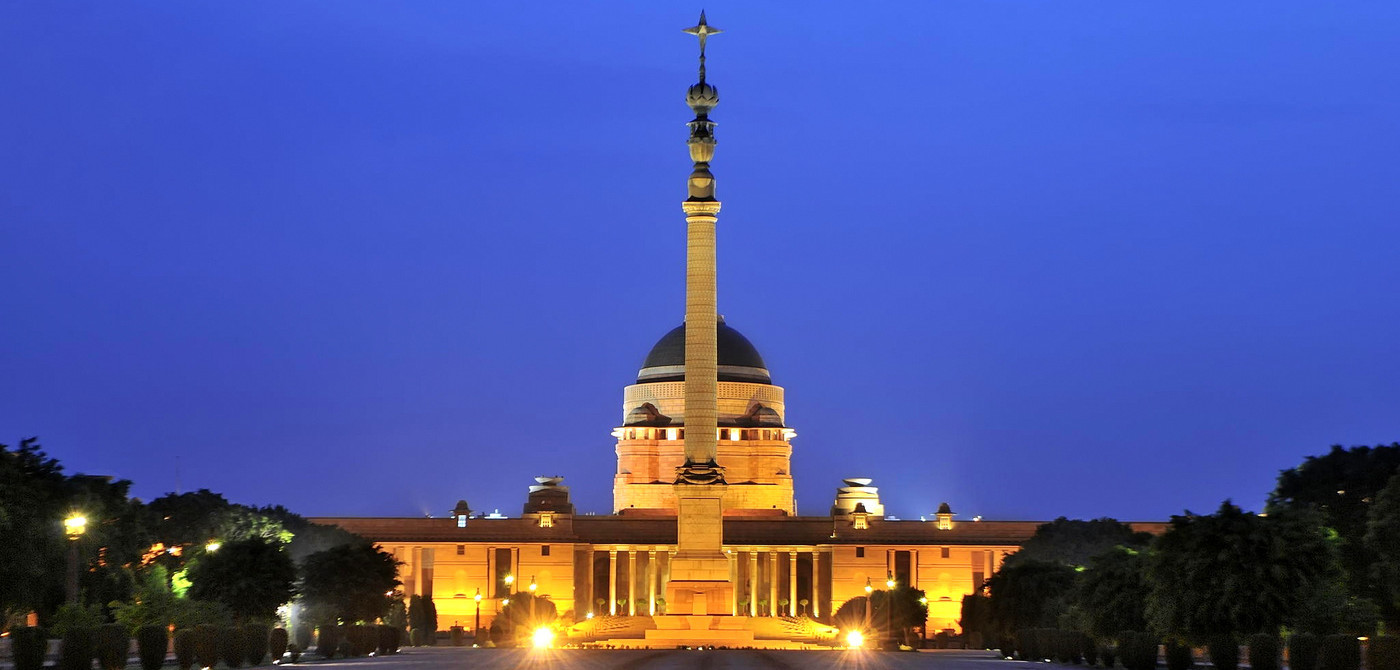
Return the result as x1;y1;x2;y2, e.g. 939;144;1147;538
187;537;296;621
987;560;1079;634
1005;517;1154;569
1269;443;1400;623
1146;501;1341;639
1365;472;1400;625
299;542;400;624
1077;546;1149;638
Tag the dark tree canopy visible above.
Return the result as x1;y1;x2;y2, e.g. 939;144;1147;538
1005;517;1153;569
187;536;296;621
987;560;1079;634
299;542;400;624
1077;546;1150;638
832;588;929;638
1146;501;1340;639
1366;472;1400;619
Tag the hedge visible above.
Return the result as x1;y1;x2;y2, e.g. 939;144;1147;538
11;626;49;670
173;629;196;670
1248;634;1280;670
136;625;167;670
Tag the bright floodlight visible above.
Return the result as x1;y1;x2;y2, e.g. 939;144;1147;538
846;631;864;648
531;627;554;649
64;515;88;538
504;574;515;585
206;541;221;552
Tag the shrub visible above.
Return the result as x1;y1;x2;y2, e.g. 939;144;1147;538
96;624;130;670
449;626;464;647
1165;640;1194;670
376;626;400;655
1207;634;1238;670
61;627;98;670
349;625;376;656
136;625;167;670
999;637;1015;659
1320;634;1361;670
1370;637;1400;670
315;625;339;659
1015;629;1031;660
172;629;195;670
1122;632;1159;670
285;643;302;664
192;625;219;670
268;628;288;662
243;624;269;666
11;626;49;670
292;625;311;653
1248;634;1281;670
1083;634;1100;666
1101;643;1118;669
218;627;243;668
1292;634;1321;670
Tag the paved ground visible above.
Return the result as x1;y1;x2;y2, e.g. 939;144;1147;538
309;647;1030;670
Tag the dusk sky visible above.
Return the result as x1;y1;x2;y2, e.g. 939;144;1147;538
3;3;1397;523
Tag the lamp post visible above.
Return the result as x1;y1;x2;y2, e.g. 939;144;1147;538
527;576;537;625
885;572;896;648
473;589;482;639
863;578;873;631
63;515;87;604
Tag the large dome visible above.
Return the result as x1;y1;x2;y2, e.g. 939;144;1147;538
637;318;771;384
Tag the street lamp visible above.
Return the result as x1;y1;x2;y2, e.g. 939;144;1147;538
863;578;873;630
473;589;483;639
885;572;896;648
64;515;87;604
528;576;537;625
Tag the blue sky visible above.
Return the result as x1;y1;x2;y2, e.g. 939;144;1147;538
3;2;1397;521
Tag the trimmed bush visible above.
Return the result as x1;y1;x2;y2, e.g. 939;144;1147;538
1320;634;1361;670
11;626;49;670
449;626;464;647
1370;637;1400;670
1101;643;1118;669
61;627;97;670
1208;634;1238;670
1293;634;1321;670
999;637;1016;659
241;624;268;666
286;643;302;664
268;629;288;662
376;626;400;655
1165;640;1194;670
1248;634;1281;670
292;625;311;654
1122;632;1159;670
96;624;130;670
173;629;195;670
192;625;219;670
136;625;167;670
218;627;243;668
349;625;376;656
315;625;339;659
1083;634;1100;667
1016;629;1031;660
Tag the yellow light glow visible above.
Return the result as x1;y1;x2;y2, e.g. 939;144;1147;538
528;582;537;593
504;574;515;585
64;515;87;537
585;612;593;619
205;541;221;552
502;599;510;607
474;592;482;603
886;579;895;589
531;627;554;649
846;631;864;648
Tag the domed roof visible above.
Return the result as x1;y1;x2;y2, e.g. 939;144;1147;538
637;319;771;384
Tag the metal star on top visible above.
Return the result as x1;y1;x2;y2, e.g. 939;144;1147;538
683;11;722;57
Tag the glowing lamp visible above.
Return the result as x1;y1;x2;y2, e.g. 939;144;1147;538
503;574;515;585
846;631;864;648
205;541;221;552
531;627;554;649
64;515;87;539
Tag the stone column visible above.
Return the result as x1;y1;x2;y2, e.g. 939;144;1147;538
584;550;595;616
729;551;738;615
749;551;759;616
608;550;618;615
648;550;657;615
811;550;821;618
768;552;778;617
628;551;637;615
789;551;798;616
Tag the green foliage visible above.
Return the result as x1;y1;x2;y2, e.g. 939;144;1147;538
60;627;97;670
1119;632;1160;670
11;626;49;670
268;628;288;661
1101;641;1117;668
314;624;339;658
1078;547;1150;638
298;543;399;624
407;595;426;632
95;623;129;670
1366;473;1400;619
218;626;243;668
347;624;377;656
987;560;1079;633
172;629;195;670
960;593;991;639
1369;637;1400;670
292;624;312;651
1319;634;1361;670
1165;639;1194;670
135;625;167;670
376;625;400;654
1248;634;1281;670
188;537;296;622
1147;501;1341;638
192;625;219;670
241;623;269;666
1291;633;1321;670
382;597;407;628
497;592;558;635
53;603;106;638
1207;634;1239;670
1005;518;1153;570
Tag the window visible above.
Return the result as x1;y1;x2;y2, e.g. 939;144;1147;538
937;515;952;530
855;547;865;558
541;545;551;557
853;513;869;530
941;546;950;559
539;512;554;528
456;514;467;528
456;544;465;555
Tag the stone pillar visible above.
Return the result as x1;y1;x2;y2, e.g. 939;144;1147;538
749;551;759;616
648;550;657;615
768;552;778;617
628;551;637;615
789;551;798;617
729;551;738;615
811;550;821;618
608;550;618;615
585;550;595;616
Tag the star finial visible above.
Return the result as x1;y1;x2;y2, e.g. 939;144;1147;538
683;11;722;81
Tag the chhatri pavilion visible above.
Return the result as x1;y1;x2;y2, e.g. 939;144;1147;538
314;14;1162;647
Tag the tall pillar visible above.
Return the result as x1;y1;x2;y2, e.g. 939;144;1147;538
584;550;595;616
608;550;618;615
789;551;798;617
811;551;821;618
749;551;759;616
628;550;637;615
648;550;657;615
729;551;738;615
768;552;778;617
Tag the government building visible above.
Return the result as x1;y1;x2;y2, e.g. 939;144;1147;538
314;15;1162;647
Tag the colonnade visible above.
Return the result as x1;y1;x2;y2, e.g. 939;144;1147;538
587;547;826;618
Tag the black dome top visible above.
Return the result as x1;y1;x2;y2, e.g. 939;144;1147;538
637;320;771;384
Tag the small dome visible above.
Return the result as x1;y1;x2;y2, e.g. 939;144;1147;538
686;81;719;112
637;319;770;384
